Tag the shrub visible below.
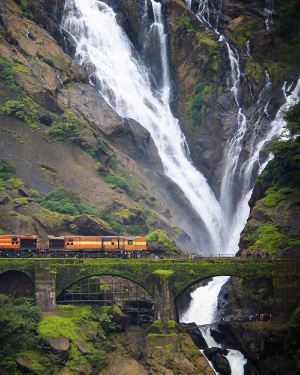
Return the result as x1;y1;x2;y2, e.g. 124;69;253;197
0;158;16;180
37;187;97;216
2;100;26;120
102;172;128;190
251;223;287;253
86;349;107;369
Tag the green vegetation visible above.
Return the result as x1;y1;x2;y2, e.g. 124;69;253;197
278;1;300;67
286;305;300;357
0;53;26;98
153;270;174;276
102;172;128;190
0;295;43;373
147;230;181;255
186;83;213;126
37;187;97;216
251;223;287;254
47;110;97;159
0;158;16;181
261;187;297;207
177;12;195;35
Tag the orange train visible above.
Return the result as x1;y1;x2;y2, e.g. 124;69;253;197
0;235;39;250
0;234;147;254
47;235;147;251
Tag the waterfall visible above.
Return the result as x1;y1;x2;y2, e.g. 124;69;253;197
265;0;274;30
180;277;247;374
62;0;227;252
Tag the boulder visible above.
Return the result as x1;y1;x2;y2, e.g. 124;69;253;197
211;353;231;375
74;340;92;354
18;186;31;197
71;215;115;236
107;306;129;332
14;200;25;208
203;347;229;361
49;336;70;359
15;355;36;374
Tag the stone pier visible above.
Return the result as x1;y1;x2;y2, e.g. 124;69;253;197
153;270;177;323
34;260;57;315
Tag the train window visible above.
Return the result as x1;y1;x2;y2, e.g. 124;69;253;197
128;240;133;245
69;238;73;242
112;242;114;245
12;237;17;242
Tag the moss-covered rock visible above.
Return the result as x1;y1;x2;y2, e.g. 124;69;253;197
147;230;182;255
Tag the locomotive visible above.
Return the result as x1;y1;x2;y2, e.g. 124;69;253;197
0;234;148;257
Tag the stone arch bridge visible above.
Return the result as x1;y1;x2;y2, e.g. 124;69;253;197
0;258;299;323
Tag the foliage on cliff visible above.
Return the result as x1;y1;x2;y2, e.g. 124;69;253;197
259;102;300;188
239;102;300;256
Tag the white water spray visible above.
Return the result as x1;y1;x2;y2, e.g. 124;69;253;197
62;0;227;251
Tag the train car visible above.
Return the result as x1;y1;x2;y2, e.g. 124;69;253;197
47;235;147;252
0;235;39;251
124;236;147;251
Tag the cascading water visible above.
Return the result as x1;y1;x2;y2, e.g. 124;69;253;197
62;0;228;252
265;0;274;30
191;0;300;252
180;277;247;374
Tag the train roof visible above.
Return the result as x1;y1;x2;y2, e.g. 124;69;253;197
0;234;38;238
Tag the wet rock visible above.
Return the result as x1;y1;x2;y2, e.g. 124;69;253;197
258;355;300;375
211;353;231;375
186;326;208;350
203;347;229;360
74;340;92;354
49;336;70;359
244;362;259;375
204;348;230;375
210;324;239;350
71;214;115;236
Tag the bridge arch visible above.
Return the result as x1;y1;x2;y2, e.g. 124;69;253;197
56;273;154;298
175;274;250;300
0;270;34;297
57;273;154;299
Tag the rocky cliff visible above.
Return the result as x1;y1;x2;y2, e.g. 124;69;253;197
0;0;299;252
0;0;204;250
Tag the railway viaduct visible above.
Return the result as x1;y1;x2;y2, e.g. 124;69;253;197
0;258;299;323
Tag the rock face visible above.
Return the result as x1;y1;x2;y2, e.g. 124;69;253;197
238;182;300;258
49;336;70;359
0;0;202;252
71;215;115;236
